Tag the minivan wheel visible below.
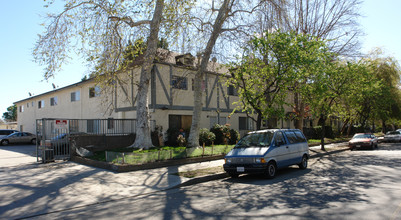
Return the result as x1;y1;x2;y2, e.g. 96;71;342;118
31;139;36;145
265;162;277;179
1;140;9;146
299;155;308;169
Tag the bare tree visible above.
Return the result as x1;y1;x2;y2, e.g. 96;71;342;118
187;0;284;147
33;0;193;149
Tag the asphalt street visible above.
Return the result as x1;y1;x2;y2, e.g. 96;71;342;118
1;143;401;219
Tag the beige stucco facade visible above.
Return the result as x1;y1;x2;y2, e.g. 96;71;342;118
14;53;297;137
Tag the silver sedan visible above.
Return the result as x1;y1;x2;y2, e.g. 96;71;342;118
0;132;37;145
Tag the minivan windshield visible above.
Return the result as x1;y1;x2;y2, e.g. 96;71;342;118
235;131;274;148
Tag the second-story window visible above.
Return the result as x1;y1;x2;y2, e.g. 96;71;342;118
38;100;45;109
228;85;238;96
71;91;80;102
89;86;101;98
171;76;188;90
50;97;58;106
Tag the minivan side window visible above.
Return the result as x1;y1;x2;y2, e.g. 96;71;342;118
294;131;307;142
285;131;298;144
274;132;287;146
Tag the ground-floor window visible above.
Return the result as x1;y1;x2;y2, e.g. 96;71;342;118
168;115;192;130
239;117;254;130
263;117;278;128
87;120;100;133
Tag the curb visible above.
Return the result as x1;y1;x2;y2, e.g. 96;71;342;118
71;154;225;173
172;145;350;188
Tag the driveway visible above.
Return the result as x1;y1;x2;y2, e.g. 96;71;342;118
0;144;37;167
0;144;220;219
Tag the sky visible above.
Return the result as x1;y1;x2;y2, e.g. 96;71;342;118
1;0;401;120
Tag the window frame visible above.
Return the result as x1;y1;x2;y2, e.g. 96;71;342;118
171;75;188;90
71;91;81;102
89;86;101;98
50;96;58;106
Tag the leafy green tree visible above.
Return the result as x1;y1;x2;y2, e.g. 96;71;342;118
229;30;332;130
304;60;367;150
3;105;17;122
361;50;401;132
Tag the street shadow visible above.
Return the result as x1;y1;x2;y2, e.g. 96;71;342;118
0;162;102;219
154;151;401;219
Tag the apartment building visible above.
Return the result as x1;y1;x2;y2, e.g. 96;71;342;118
14;50;296;137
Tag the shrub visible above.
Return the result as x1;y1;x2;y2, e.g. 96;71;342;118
199;128;216;146
166;128;180;146
210;124;239;145
229;128;240;145
311;126;334;139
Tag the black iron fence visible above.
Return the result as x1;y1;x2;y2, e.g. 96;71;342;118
36;118;155;163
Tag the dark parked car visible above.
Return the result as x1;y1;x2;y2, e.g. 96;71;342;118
348;133;378;150
0;132;37;145
383;131;401;143
0;129;19;139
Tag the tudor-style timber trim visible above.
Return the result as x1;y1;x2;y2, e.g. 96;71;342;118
115;63;236;113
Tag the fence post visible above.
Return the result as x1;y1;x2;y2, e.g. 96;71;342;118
122;153;125;164
202;142;205;157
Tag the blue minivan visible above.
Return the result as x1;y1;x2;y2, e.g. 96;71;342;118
223;129;309;178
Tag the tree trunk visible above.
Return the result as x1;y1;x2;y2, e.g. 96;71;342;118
319;114;326;151
256;113;262;130
131;0;164;149
347;121;352;137
188;0;232;148
340;118;349;135
294;92;304;131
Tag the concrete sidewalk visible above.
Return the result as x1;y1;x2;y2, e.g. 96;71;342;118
0;143;348;219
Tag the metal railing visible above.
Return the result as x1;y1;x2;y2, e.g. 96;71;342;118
36;118;155;163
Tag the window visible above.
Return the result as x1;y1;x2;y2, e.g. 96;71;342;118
263;117;278;128
71;91;80;102
294;131;307;142
239;117;254;130
69;120;79;133
171;76;188;90
169;115;192;130
89;86;101;98
19;105;24;112
27;102;29;108
38;100;45;109
274;131;287;146
50;97;58;106
284;131;307;144
107;118;114;129
87;120;100;133
228;85;238;96
31;101;34;107
284;131;298;144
